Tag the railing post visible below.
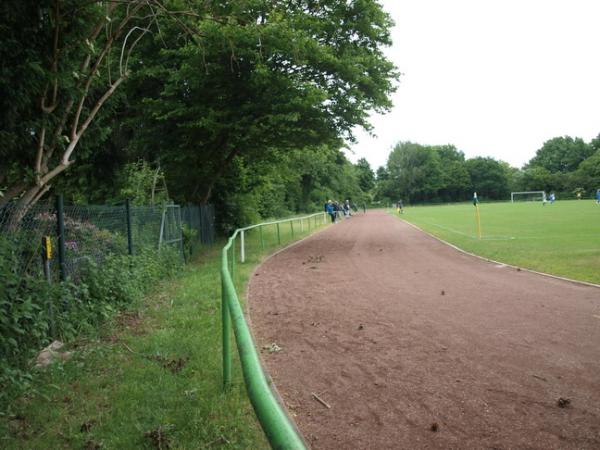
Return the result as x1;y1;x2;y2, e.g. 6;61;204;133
290;220;294;238
240;230;245;263
231;242;236;278
323;212;326;224
259;225;265;250
55;194;67;282
222;277;232;390
125;199;133;255
276;223;281;245
300;218;304;233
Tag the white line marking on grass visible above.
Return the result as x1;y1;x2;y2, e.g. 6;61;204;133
481;236;516;241
398;219;600;290
417;220;515;241
416;221;476;239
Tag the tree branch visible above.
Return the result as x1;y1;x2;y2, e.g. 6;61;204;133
35;126;47;184
120;26;151;76
71;2;144;139
31;184;51;205
63;76;126;165
46;98;74;167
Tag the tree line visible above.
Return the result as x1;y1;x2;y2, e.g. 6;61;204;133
0;0;398;231
373;135;600;204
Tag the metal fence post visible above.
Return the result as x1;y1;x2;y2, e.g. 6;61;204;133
231;241;236;278
55;194;67;282
276;223;281;245
290;220;294;238
240;230;245;263
125;199;133;255
259;225;265;250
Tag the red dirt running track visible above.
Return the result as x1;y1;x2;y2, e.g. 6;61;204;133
248;210;600;449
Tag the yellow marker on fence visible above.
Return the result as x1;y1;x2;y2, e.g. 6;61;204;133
473;192;482;239
42;236;52;260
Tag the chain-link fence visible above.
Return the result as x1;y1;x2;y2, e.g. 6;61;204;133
0;202;57;277
182;204;215;245
0;199;215;281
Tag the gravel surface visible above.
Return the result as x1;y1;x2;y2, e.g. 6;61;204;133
248;210;600;449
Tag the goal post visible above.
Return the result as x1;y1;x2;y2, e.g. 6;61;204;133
511;191;546;203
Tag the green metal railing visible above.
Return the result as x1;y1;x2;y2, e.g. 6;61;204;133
220;212;326;450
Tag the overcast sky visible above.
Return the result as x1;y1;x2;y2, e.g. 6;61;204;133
345;0;600;170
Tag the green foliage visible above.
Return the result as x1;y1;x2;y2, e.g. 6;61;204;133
355;158;375;192
117;160;170;206
527;136;594;174
208;145;368;233
465;157;510;200
123;0;398;207
181;224;198;261
384;142;444;203
375;133;600;205
573;150;600;195
0;233;181;412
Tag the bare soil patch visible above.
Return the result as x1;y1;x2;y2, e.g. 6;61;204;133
248;211;600;449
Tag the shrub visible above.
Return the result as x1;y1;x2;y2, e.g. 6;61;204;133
0;234;182;412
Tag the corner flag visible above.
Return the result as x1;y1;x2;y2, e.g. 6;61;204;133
473;192;481;239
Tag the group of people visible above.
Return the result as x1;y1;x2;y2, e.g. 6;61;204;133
324;199;358;223
542;192;556;205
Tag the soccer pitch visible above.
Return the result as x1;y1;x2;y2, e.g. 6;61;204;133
397;200;600;285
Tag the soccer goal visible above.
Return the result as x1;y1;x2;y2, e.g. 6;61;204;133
511;191;546;203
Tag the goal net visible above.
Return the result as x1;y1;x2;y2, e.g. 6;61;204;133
511;191;546;203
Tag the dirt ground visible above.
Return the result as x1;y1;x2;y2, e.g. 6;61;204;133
248;210;600;450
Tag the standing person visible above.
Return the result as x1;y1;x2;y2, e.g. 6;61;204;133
344;199;351;217
396;199;404;214
596;189;600;204
362;202;367;213
549;192;556;204
325;200;336;223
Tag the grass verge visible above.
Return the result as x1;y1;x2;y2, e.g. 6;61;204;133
0;213;328;449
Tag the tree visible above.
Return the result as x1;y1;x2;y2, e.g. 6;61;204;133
0;0;198;210
125;0;398;204
434;145;470;201
386;142;443;203
354;158;375;192
526;136;594;174
465;157;510;200
589;133;600;152
573;150;600;194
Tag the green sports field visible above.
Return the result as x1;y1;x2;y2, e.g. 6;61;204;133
397;200;600;285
